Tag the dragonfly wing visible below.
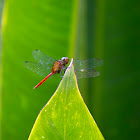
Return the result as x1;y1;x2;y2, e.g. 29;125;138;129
75;69;100;79
24;61;51;77
32;49;56;66
74;58;103;70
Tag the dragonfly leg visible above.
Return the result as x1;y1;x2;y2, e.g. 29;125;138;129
64;66;67;69
64;69;66;73
63;66;68;73
60;69;63;77
60;66;69;77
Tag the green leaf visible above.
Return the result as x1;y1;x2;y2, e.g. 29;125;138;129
28;59;104;140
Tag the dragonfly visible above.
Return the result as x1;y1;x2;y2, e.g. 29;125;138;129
24;49;103;89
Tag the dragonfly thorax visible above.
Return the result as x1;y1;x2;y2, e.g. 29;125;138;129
51;57;69;74
51;61;64;74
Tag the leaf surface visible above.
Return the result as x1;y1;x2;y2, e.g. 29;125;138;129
28;59;104;140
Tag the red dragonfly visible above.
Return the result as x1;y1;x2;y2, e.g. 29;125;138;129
24;49;103;89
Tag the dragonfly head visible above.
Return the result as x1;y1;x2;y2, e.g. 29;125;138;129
61;57;69;65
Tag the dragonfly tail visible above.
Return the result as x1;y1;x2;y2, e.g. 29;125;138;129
33;72;54;89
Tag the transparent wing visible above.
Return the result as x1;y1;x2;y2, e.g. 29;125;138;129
74;58;103;70
75;69;100;79
24;61;52;77
32;49;56;66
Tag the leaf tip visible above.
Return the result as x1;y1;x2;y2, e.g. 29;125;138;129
64;58;73;73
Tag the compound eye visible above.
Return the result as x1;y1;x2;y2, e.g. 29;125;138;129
61;57;69;64
61;57;65;61
65;57;69;64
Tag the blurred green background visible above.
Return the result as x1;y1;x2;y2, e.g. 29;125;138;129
0;0;140;140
